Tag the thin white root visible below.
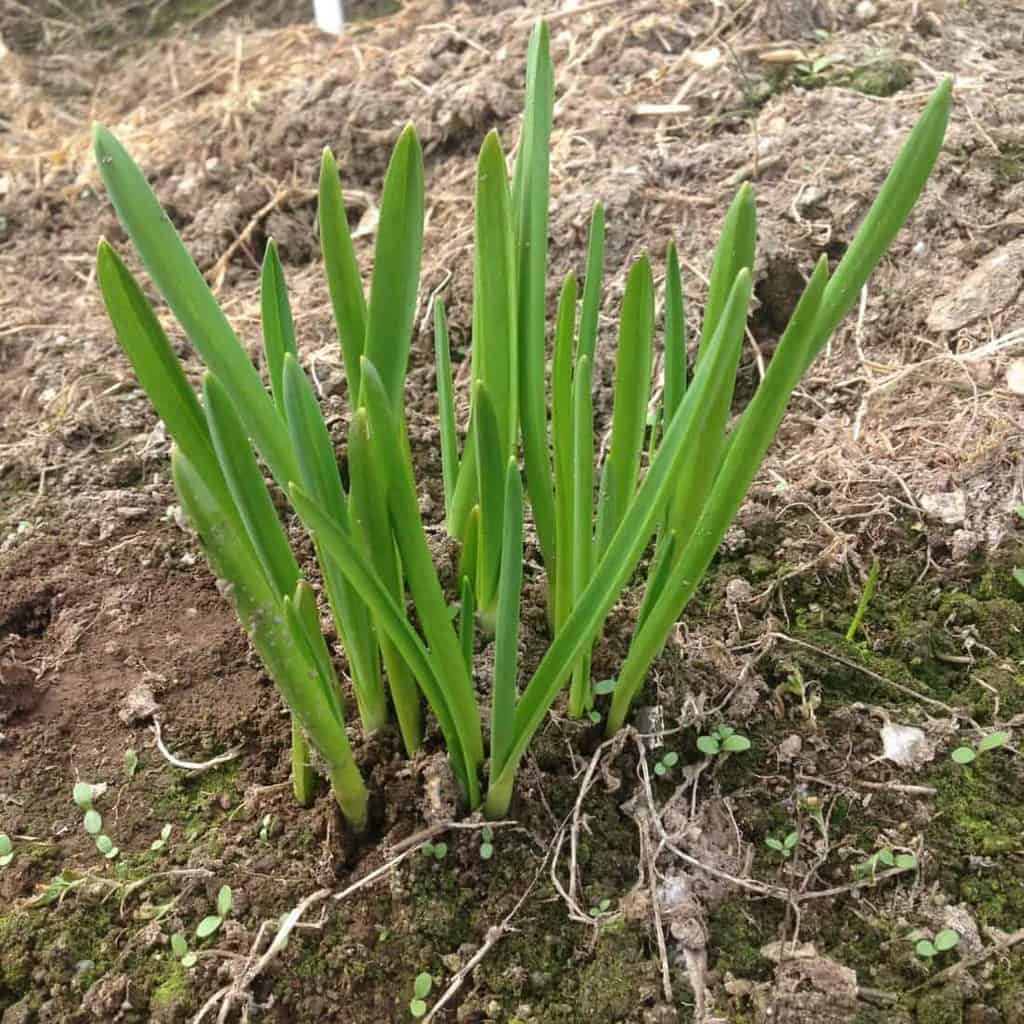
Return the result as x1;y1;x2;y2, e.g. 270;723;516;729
151;716;242;773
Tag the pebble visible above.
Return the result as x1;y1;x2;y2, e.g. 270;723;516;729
855;0;878;22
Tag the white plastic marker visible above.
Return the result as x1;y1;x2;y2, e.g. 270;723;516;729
313;0;344;34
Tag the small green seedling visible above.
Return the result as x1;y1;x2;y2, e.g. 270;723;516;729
852;847;917;880
696;725;751;757
479;826;495;861
196;885;233;939
259;814;275;842
150;824;172;852
765;830;799;859
654;751;679;777
911;928;960;962
421;840;448;861
952;730;1010;765
775;665;820;722
73;781;119;859
410;971;433;1018
588;709;602;725
0;834;13;867
589;897;613;919
845;557;879;642
28;869;87;907
124;749;139;779
170;932;198;968
73;781;97;810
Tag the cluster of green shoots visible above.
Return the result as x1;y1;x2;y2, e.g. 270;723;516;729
92;20;951;833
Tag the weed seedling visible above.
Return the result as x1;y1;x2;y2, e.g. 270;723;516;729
845;557;879;643
910;928;960;964
952;730;1010;766
774;665;820;722
479;826;495;861
409;972;433;1018
196;885;233;939
421;840;448;861
259;814;275;842
72;781;119;860
654;751;679;777
852;847;917;879
0;833;13;867
150;824;172;852
124;749;139;779
765;830;799;860
589;897;614;919
696;725;750;757
170;932;198;968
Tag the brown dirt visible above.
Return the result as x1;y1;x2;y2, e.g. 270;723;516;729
2;0;1024;1022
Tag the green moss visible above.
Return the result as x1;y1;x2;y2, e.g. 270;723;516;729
914;984;963;1024
986;142;1024;186
577;926;658;1017
150;962;191;1011
707;901;772;981
0;914;31;1001
841;59;913;97
929;762;1024;928
151;762;240;835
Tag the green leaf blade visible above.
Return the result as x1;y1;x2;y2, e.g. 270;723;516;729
363;125;425;412
318;146;367;401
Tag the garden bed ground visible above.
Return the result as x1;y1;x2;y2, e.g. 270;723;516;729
2;1;1024;1021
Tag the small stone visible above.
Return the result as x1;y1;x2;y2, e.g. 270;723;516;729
778;734;802;762
118;683;157;725
919;490;967;526
1006;359;1024;396
725;577;754;605
855;0;878;23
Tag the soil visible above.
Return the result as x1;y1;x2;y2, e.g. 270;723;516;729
2;0;1024;1022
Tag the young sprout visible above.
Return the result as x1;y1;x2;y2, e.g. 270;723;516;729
765;830;799;859
196;885;233;939
150;824;172;852
852;847;917;879
409;972;433;1018
951;730;1010;765
654;751;679;777
845;557;879;642
73;781;118;859
170;932;197;969
124;749;139;779
479;826;495;861
911;928;960;962
73;781;98;811
588;897;614;919
696;724;751;757
259;814;275;842
421;841;448;861
95;835;119;860
0;834;13;868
